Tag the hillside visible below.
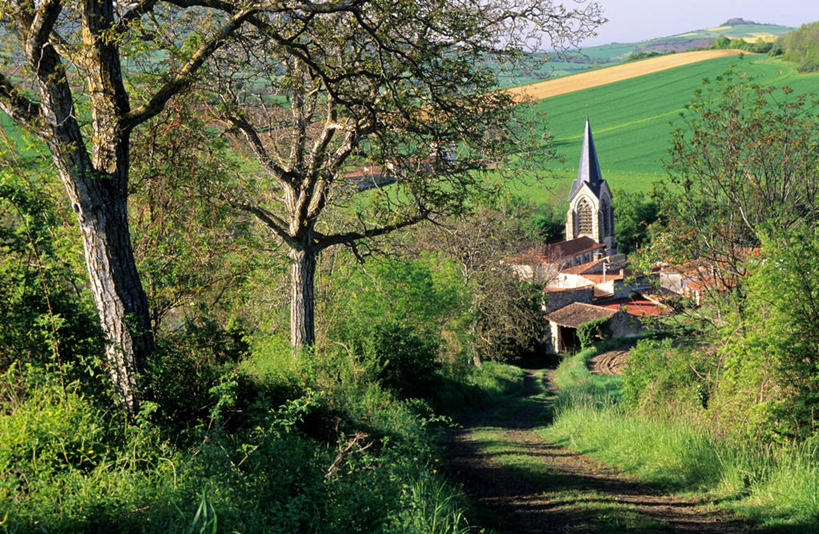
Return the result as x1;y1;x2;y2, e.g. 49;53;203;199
491;20;795;87
505;54;819;204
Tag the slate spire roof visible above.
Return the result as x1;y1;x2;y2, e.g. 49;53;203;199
567;118;605;201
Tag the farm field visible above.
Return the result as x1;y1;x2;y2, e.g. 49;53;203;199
489;21;794;87
503;49;745;101
507;54;819;204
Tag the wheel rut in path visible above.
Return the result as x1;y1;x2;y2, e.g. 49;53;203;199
444;371;751;533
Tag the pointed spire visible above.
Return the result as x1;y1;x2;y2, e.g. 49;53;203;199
567;118;604;201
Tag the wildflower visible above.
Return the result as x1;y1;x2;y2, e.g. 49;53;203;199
433;469;438;474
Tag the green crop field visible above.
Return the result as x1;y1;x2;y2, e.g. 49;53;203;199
507;55;819;205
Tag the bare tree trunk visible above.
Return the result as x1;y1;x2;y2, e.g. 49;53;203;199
26;37;152;411
290;246;317;349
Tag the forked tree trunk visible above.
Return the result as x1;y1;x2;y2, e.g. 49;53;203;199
290;246;317;349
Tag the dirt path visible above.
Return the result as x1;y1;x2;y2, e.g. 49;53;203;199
588;349;630;375
502;50;746;103
444;371;750;533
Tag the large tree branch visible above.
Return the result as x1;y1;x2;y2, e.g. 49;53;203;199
315;211;429;250
116;0;161;33
0;72;43;133
223;113;296;187
122;6;256;129
305;124;359;220
167;0;363;13
25;0;63;55
230;199;299;248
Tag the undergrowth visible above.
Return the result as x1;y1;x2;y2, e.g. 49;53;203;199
0;339;520;533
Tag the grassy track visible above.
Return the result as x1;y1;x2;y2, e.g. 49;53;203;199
545;346;819;531
445;365;749;533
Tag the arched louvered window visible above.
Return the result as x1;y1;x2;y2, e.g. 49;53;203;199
577;198;593;236
609;204;615;237
600;200;610;237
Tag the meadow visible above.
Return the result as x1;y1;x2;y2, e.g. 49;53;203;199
509;54;819;204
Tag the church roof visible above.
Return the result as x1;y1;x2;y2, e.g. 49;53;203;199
568;118;605;201
508;236;604;265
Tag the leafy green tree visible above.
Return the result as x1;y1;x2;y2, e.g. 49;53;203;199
659;69;818;310
777;21;819;72
0;0;264;409
715;225;819;439
526;203;566;243
129;97;254;333
613;189;659;255
415;208;547;364
202;0;602;350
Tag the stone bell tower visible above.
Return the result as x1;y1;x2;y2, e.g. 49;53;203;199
565;119;616;255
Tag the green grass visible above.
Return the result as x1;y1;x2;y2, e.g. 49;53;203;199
544;346;819;530
461;366;685;533
507;54;819;204
1;346;530;533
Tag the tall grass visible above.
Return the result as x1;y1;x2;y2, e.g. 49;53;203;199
0;344;521;533
545;346;819;529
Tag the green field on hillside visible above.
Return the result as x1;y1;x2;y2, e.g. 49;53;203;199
490;22;796;87
510;55;819;205
3;55;817;209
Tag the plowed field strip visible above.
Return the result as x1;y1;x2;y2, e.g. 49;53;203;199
504;50;747;102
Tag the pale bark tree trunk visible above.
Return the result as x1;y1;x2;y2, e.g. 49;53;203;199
289;245;317;349
0;0;253;411
30;32;152;411
59;164;153;410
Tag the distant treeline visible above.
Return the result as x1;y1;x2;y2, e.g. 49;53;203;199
708;35;775;54
707;21;819;72
774;21;819;72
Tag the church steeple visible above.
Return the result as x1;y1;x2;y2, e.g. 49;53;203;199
568;118;604;202
565;118;617;255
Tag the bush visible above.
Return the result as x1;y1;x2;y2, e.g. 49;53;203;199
145;317;248;432
576;318;611;348
713;225;819;440
622;338;712;411
360;321;441;398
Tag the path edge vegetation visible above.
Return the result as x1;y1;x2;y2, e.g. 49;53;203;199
544;341;819;530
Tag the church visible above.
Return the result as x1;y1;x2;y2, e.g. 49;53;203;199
565;118;616;256
509;118;622;281
509;119;665;353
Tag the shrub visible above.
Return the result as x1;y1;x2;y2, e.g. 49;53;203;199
576;318;611;348
364;321;440;398
145;317;248;432
622;338;712;411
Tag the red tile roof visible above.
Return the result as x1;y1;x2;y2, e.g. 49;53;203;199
512;237;604;264
546;284;594;293
599;298;669;317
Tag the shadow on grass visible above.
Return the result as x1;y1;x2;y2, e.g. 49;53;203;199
446;370;755;534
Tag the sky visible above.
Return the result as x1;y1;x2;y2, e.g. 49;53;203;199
577;0;819;47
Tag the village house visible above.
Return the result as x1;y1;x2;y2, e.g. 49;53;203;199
509;119;668;353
